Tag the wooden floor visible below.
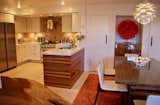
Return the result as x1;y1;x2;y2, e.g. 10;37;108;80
73;74;129;105
1;62;146;105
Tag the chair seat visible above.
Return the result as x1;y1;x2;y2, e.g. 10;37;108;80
97;61;128;92
104;69;115;76
146;95;160;105
101;80;128;92
134;100;146;105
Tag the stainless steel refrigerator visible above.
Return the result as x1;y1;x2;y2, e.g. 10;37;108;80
0;23;17;72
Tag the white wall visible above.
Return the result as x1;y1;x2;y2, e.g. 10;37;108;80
148;17;160;60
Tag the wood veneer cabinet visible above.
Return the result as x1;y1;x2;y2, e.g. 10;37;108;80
43;49;84;88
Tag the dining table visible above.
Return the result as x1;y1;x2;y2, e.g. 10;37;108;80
115;56;160;100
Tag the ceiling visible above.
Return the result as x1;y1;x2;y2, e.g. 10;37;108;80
0;0;159;15
87;0;160;4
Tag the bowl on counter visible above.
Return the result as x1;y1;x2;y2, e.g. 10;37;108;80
56;43;74;49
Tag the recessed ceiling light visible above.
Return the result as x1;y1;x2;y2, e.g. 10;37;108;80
61;0;65;6
17;0;21;9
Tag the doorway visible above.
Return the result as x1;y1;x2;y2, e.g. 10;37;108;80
114;16;142;64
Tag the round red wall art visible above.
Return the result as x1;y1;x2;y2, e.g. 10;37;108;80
118;20;138;39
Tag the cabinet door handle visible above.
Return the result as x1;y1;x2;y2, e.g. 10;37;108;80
151;36;153;46
106;34;108;45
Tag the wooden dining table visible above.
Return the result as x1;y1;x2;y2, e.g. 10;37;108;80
115;57;160;100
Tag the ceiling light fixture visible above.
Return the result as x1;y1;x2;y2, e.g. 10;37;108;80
134;0;156;25
17;0;21;9
61;0;65;6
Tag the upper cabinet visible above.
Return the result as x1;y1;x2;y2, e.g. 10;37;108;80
62;15;72;32
15;16;41;33
72;13;81;32
15;17;26;33
62;13;81;32
26;18;41;32
15;13;81;33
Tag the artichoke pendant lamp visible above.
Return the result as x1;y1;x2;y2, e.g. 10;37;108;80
134;0;156;25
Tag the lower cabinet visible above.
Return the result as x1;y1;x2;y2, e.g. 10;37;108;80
16;43;41;64
28;44;41;61
16;44;29;63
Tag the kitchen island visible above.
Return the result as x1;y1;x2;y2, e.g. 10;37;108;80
43;47;84;88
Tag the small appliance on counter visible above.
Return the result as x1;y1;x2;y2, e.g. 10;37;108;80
37;37;47;44
56;43;73;49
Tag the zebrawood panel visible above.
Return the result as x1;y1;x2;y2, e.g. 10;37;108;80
43;49;84;88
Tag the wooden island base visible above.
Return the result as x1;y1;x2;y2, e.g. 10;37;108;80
43;49;84;88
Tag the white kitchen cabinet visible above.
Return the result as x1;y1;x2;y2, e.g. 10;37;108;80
16;43;41;64
15;16;41;33
148;17;160;60
27;18;41;32
86;15;115;70
72;13;81;32
62;13;81;32
16;44;29;63
62;15;72;32
28;43;41;61
15;17;27;33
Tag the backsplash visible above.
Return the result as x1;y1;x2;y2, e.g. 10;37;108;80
16;32;44;43
16;32;82;44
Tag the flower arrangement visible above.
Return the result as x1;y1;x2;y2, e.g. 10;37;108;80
75;34;84;41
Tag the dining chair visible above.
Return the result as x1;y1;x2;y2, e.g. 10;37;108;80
146;95;160;105
104;68;115;76
97;62;128;92
134;100;146;105
104;67;115;76
102;60;115;76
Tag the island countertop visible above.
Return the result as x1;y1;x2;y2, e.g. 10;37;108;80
42;47;83;56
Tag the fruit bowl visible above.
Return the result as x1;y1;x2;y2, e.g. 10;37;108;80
133;57;150;67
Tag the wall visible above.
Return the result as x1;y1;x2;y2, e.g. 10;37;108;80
0;13;14;23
